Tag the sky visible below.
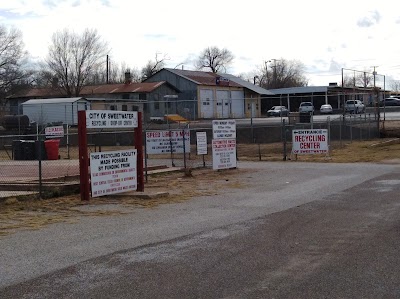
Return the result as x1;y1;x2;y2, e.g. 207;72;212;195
1;0;400;88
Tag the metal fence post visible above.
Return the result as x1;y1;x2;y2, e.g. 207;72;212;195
144;128;148;183
368;113;371;139
38;134;43;199
182;128;187;170
282;119;287;161
327;116;331;149
350;114;353;142
339;115;343;147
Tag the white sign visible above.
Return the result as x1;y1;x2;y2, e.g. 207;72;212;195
86;110;138;128
196;132;208;155
90;149;137;197
212;120;236;139
146;130;190;154
212;139;237;170
292;129;329;155
45;125;64;138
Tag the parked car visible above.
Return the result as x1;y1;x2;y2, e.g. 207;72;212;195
320;104;333;114
299;102;314;114
344;100;365;114
267;106;289;117
379;97;400;106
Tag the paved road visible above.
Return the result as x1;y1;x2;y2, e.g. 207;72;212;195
1;161;400;298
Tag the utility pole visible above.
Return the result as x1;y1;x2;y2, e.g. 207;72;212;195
372;65;379;132
264;60;271;88
372;66;378;88
363;72;367;88
106;55;109;84
271;59;278;89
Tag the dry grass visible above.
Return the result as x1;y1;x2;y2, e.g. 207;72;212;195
0;168;247;237
236;139;400;163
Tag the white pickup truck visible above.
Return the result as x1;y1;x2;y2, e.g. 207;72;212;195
299;102;314;114
344;100;365;114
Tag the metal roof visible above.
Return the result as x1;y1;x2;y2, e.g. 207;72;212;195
163;69;274;94
80;81;173;94
21;97;88;105
221;74;274;95
164;68;243;87
268;86;329;94
8;82;176;100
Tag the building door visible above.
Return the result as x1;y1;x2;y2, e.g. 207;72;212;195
231;90;245;118
200;89;214;118
216;90;230;118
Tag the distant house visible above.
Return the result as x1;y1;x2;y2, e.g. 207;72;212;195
6;79;180;121
144;68;273;119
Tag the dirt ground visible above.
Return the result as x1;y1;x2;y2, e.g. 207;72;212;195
1;121;400;237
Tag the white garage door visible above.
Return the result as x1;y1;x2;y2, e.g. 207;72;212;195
199;89;214;118
230;90;245;118
216;90;230;118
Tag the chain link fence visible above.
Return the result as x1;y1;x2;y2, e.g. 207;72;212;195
0;98;389;199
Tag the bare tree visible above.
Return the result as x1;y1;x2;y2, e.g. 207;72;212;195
31;67;55;87
111;64;141;83
356;72;373;87
195;46;234;73
0;25;31;102
390;80;400;93
87;60;141;84
342;75;355;87
343;71;374;88
44;28;110;97
141;53;168;80
254;59;308;89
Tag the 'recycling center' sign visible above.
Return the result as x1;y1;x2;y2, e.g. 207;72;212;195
292;129;328;155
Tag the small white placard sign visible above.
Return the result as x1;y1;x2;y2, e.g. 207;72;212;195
45;125;64;138
196;132;207;155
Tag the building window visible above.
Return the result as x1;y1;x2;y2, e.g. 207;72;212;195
122;104;127;111
110;105;116;110
155;102;160;110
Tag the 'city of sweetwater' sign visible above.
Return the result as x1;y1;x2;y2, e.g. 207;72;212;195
86;110;138;128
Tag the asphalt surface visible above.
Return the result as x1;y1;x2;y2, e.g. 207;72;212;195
1;161;400;298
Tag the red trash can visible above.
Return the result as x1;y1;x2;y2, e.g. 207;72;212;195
44;139;60;160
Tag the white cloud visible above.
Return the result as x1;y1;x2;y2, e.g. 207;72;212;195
1;0;400;86
357;10;381;27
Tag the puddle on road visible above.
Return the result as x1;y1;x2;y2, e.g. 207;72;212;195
376;180;400;186
372;179;400;193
